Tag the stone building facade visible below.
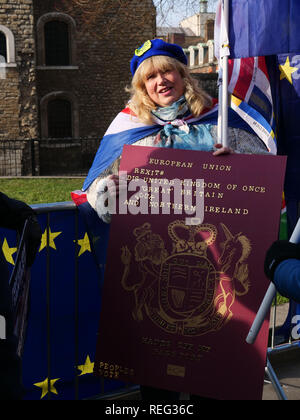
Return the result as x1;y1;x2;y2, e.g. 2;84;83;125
0;0;156;174
0;0;37;140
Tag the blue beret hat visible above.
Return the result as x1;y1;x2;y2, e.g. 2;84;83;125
130;39;188;76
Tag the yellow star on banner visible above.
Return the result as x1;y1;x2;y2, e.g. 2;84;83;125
279;56;298;84
77;355;94;376
39;228;62;252
2;238;17;265
34;377;60;399
75;232;91;256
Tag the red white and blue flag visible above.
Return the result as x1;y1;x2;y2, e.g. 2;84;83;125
228;56;275;132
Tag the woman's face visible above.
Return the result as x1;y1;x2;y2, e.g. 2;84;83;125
144;66;185;108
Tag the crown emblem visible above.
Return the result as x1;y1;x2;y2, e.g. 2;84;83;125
167;220;217;256
121;220;251;336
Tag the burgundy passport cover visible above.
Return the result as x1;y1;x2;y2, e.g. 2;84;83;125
94;145;286;400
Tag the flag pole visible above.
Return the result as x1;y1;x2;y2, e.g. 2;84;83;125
221;0;229;148
246;216;300;344
217;71;222;142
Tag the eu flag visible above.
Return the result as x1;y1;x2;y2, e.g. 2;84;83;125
267;54;300;216
227;0;300;58
0;206;128;400
215;0;300;230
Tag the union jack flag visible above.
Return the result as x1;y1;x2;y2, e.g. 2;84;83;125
228;56;275;133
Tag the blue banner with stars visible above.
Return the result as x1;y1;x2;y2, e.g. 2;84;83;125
267;54;300;202
0;205;129;400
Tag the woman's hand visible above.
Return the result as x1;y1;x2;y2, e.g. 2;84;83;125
107;174;127;198
95;174;127;223
212;143;234;156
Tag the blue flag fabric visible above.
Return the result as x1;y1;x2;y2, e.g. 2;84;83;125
228;0;300;58
0;209;128;400
267;54;300;202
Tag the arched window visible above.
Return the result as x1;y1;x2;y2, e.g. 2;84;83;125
37;13;76;67
47;98;72;138
0;31;7;62
45;20;69;66
40;91;79;138
0;25;15;64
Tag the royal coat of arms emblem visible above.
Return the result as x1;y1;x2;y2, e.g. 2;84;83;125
121;220;251;337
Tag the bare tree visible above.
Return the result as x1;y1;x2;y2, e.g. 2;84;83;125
154;0;218;26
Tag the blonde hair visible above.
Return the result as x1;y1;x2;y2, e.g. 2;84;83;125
126;55;212;125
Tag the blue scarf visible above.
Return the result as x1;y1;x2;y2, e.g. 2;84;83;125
151;96;215;151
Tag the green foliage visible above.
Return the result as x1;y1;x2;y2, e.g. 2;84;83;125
275;294;289;306
0;178;84;205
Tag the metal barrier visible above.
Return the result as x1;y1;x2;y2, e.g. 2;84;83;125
0;138;100;176
264;299;300;400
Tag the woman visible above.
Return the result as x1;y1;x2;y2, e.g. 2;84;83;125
84;39;272;222
82;39;274;400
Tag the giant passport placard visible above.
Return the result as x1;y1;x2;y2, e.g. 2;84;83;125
94;145;286;400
